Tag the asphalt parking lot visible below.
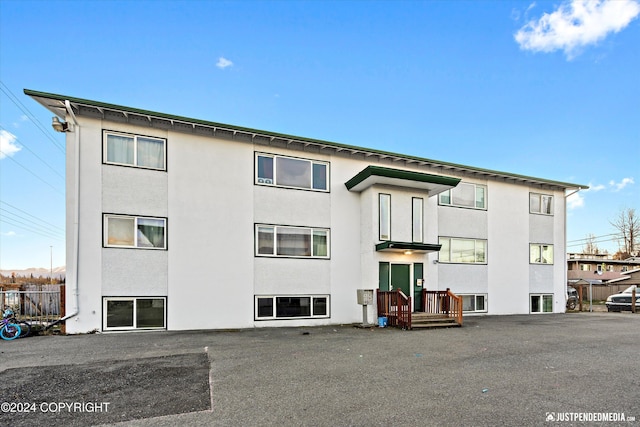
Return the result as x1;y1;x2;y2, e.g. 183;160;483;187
1;312;639;426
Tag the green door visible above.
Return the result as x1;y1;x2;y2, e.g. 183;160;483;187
379;262;390;291
391;264;411;297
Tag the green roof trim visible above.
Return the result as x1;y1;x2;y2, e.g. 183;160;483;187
375;241;442;253
24;89;589;190
345;165;461;191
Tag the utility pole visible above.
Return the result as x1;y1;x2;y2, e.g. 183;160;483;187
50;246;53;284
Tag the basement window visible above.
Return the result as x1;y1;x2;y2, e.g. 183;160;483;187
255;295;330;320
103;297;166;330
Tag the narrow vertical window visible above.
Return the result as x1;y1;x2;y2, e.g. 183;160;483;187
412;197;423;243
256;155;274;184
379;194;391;241
312;163;327;190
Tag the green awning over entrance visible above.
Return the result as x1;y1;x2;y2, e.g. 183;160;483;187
375;241;442;254
345;165;461;194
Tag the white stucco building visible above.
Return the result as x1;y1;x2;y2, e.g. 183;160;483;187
27;89;586;333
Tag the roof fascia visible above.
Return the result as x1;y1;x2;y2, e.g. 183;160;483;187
24;89;589;190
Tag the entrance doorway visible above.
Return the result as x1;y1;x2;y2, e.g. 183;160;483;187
379;262;424;312
379;263;410;295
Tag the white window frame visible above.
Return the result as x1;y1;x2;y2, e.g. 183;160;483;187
255;224;330;258
255;152;329;192
254;295;330;320
460;294;488;313
438;182;487;210
103;297;167;331
529;192;553;215
104;214;167;250
412;197;423;243
379;193;391;241
438;237;487;264
530;294;553;314
530;244;554;264
103;131;166;170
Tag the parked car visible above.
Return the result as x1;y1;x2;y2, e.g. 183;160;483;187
566;287;578;310
605;285;640;312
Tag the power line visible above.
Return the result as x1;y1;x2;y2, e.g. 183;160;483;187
0;148;64;195
0;81;65;154
0;209;64;240
567;233;620;243
0;124;65;180
0;201;64;232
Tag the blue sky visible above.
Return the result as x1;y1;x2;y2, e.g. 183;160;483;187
1;0;638;270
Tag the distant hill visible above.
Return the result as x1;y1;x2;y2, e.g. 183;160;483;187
0;266;66;279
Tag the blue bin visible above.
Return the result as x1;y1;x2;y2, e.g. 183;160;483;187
378;316;388;327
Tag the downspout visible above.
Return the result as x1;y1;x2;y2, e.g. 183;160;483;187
52;100;80;326
564;187;583;308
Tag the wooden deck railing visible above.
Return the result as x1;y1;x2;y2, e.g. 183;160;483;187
421;288;463;326
376;289;412;330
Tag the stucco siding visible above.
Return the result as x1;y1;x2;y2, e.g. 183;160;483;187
167;133;254;330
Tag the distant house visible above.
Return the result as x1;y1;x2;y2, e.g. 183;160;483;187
27;89;587;333
567;253;640;282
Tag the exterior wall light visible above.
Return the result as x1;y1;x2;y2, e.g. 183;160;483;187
404;250;413;255
52;116;73;132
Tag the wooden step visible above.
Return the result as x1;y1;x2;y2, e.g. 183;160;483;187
411;313;460;329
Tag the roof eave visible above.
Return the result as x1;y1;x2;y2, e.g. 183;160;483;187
24;89;589;190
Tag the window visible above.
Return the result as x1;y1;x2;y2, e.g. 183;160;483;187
439;182;486;209
530;294;553;313
530;244;553;264
412;197;423;243
104;215;167;249
104;131;166;170
255;153;328;191
379;194;391;241
255;295;329;320
461;294;487;313
530;193;553;215
439;237;487;264
103;297;166;330
256;225;329;258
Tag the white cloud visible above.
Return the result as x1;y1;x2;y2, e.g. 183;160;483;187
610;177;634;191
216;57;233;69
514;0;640;59
588;183;606;191
1;231;17;237
0;130;21;159
567;191;585;209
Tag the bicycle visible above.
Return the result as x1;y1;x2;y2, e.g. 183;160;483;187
3;308;31;338
1;315;21;340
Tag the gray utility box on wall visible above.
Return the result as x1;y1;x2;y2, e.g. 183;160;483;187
357;289;374;326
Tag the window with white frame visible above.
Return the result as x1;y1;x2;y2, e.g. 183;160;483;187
439;237;487;264
461;294;487;313
530;244;553;264
379;193;391;241
104;215;167;249
256;225;329;258
255;153;329;191
439;182;486;209
530;294;553;313
255;295;329;319
103;297;166;330
529;193;553;215
412;197;423;243
104;131;166;170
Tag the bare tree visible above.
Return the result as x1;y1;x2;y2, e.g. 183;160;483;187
610;208;639;258
582;233;600;254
